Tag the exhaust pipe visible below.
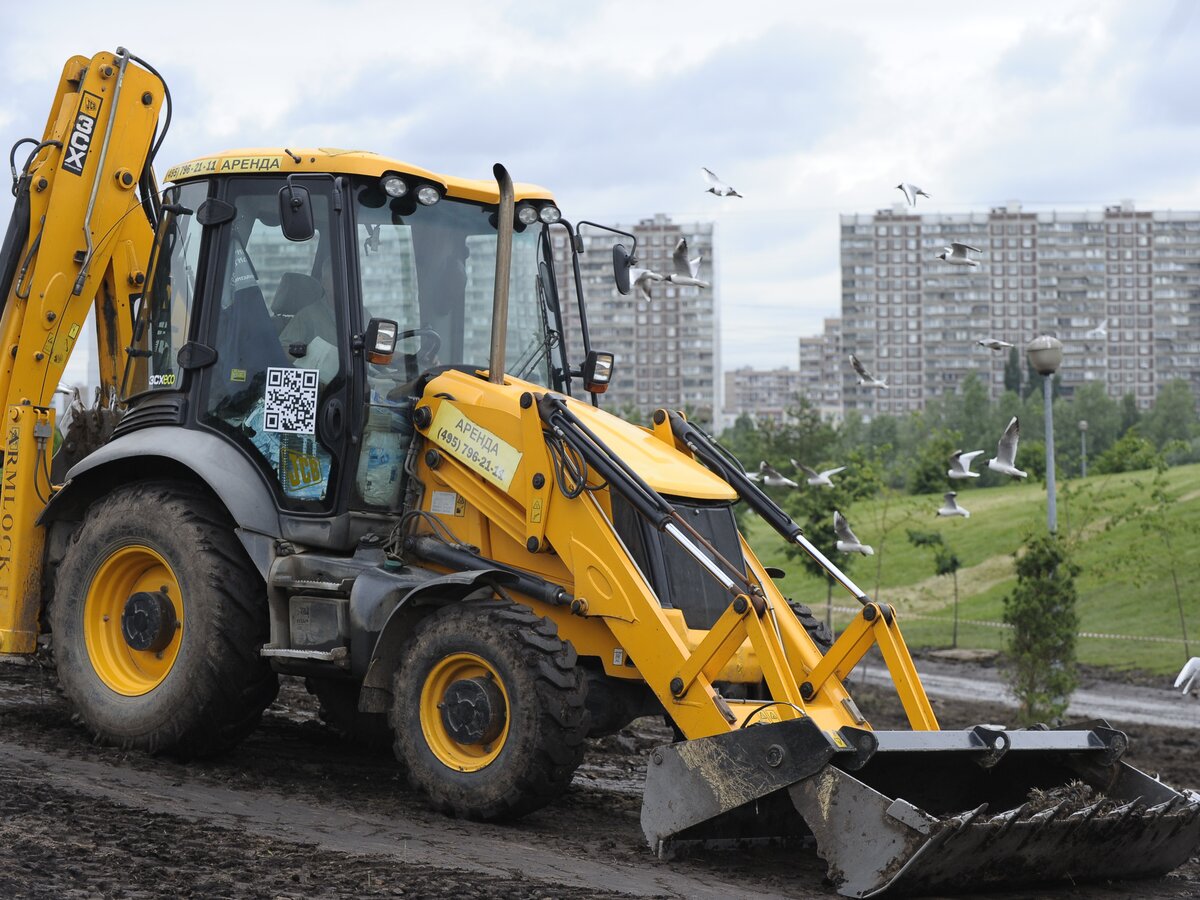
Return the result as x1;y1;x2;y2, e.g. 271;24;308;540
489;162;514;384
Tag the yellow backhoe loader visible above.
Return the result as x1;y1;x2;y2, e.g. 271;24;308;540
1;49;1197;897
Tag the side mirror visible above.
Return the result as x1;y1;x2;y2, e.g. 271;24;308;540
582;349;615;394
278;178;315;242
364;318;399;365
612;243;633;295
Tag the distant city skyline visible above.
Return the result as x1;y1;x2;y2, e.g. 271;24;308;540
3;2;1199;376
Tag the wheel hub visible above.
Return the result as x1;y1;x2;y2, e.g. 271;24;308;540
121;590;177;652
440;676;506;745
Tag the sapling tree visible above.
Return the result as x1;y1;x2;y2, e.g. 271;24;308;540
1002;533;1080;725
906;529;963;648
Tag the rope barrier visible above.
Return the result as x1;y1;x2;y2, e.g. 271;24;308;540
823;605;1193;646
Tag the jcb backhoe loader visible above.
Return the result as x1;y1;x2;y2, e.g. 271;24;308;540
1;49;1197;897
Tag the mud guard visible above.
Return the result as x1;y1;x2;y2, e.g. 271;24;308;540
642;720;1200;898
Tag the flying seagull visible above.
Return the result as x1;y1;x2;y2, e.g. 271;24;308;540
948;449;984;480
702;167;742;198
937;491;970;518
1085;319;1108;341
630;266;664;302
937;242;981;267
758;461;798;489
1176;658;1200;695
977;338;1014;351
896;183;930;206
848;353;888;389
988;417;1027;479
834;510;874;555
664;237;710;288
793;460;846;488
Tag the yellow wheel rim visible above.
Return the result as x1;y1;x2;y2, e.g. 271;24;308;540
83;544;184;696
419;652;509;772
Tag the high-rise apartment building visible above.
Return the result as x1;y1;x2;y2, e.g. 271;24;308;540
721;367;805;430
833;201;1200;416
554;214;719;423
796;317;843;420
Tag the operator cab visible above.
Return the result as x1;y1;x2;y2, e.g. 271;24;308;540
123;150;574;541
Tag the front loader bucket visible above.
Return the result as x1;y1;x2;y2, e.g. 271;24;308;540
642;718;1200;898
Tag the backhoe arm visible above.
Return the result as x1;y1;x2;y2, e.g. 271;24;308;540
0;49;164;653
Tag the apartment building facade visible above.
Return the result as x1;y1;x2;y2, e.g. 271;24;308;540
834;201;1200;416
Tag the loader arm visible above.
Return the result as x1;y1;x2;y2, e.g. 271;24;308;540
0;49;164;652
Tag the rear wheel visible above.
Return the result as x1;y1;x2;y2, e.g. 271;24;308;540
391;599;588;820
51;481;278;758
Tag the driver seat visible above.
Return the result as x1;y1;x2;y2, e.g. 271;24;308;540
271;272;325;336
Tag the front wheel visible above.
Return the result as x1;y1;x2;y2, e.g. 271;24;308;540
391;599;589;820
51;480;278;758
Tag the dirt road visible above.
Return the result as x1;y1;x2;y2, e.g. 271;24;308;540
0;658;1197;899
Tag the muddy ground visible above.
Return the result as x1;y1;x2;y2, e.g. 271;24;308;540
0;658;1197;899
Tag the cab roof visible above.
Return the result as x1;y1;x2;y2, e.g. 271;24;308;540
161;148;555;205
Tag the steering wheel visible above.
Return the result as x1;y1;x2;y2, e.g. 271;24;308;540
397;326;441;368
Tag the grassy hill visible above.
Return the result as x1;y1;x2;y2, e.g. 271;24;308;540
741;462;1200;675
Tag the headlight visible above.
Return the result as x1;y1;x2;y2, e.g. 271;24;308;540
381;175;407;198
538;205;561;224
516;204;539;225
416;184;441;206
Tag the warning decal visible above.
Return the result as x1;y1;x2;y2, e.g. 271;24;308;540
429;401;522;492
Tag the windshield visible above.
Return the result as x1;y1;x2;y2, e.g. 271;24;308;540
353;178;563;388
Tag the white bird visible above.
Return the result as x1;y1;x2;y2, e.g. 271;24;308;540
630;266;664;302
1176;658;1200;695
701;167;742;198
937;242;981;267
834;511;874;556
1084;319;1108;341
977;338;1014;351
937;491;970;518
664;237;710;288
793;460;846;488
948;449;985;479
987;417;1028;479
758;461;798;489
848;353;888;389
896;183;930;206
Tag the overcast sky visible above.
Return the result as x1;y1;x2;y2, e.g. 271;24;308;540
3;1;1198;386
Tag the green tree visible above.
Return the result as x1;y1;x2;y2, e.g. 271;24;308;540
783;453;882;627
907;430;960;495
907;529;963;647
1140;379;1199;450
1004;347;1022;395
1119;393;1141;435
1103;460;1195;658
1003;534;1080;725
1092;429;1159;474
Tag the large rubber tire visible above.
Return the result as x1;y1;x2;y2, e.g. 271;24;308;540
789;600;834;653
305;677;392;750
51;480;278;758
390;599;589;821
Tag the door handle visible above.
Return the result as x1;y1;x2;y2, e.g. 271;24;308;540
320;398;345;442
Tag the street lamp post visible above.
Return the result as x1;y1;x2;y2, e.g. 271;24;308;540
1027;336;1064;533
1079;419;1089;478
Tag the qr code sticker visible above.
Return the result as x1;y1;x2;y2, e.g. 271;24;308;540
263;367;319;434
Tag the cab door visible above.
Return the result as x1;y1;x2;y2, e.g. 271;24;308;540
197;177;352;513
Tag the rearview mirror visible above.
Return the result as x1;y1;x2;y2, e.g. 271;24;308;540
612;243;633;295
364;318;399;365
582;349;615;394
278;179;315;242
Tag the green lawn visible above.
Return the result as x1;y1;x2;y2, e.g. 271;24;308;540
741;463;1200;675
